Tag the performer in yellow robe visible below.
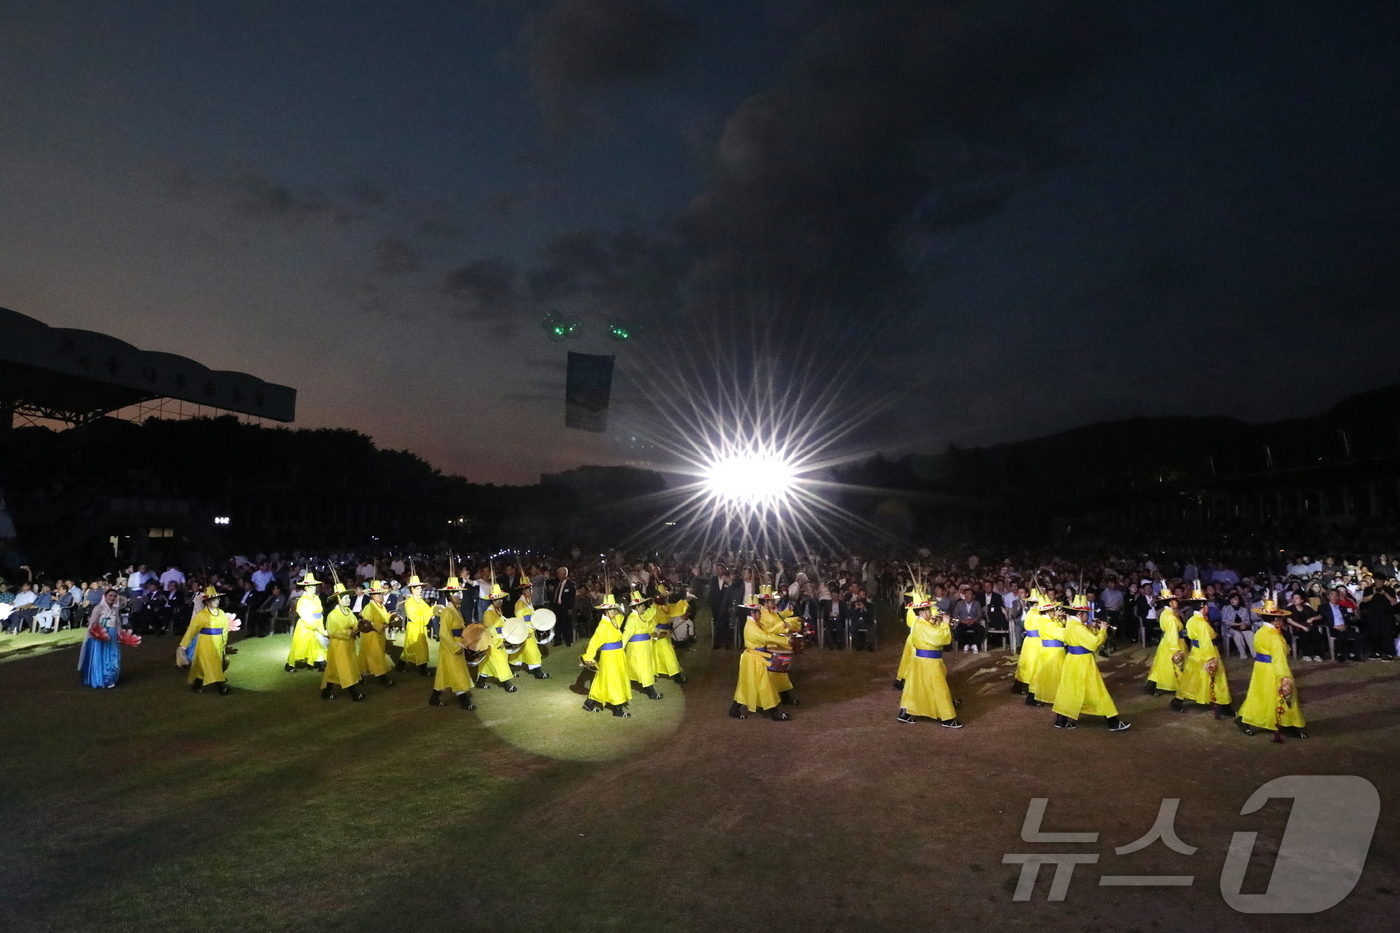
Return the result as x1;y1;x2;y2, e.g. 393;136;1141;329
509;579;549;678
731;600;792;721
429;577;476;710
666;585;695;648
581;596;632;716
356;580;395;686
897;599;961;727
757;587;799;706
396;574;434;676
1145;593;1183;695
321;584;366;701
1013;589;1047;696
285;572;327;671
1173;599;1233;716
1237;600;1307;739
622;591;663;700
1026;598;1065;706
179;587;235;694
1052;602;1130;731
474;583;519;692
649;589;687;684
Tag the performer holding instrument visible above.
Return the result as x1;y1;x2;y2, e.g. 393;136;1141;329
429;576;477;710
1172;583;1233;718
1026;595;1066;707
581;595;633;716
757;585;800;706
649;585;688;685
356;580;396;687
396;570;433;676
730;598;792;721
623;590;663;700
1237;595;1308;740
897;592;961;727
1051;595;1130;731
476;582;520;692
321;583;366;701
509;578;550;679
1144;588;1183;696
286;571;327;672
1012;587;1048;695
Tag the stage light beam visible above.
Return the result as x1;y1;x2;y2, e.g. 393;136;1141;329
703;453;798;506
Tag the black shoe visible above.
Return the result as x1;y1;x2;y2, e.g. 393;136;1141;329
1169;697;1185;712
1011;681;1027;695
1141;681;1156;695
429;690;445;707
770;709;791;721
314;661;326;672
502;682;518;693
284;664;296;673
458;693;476;711
729;701;747;720
1106;718;1131;732
1284;726;1309;739
191;679;204;693
1380;656;1395;663
940;719;964;729
1024;694;1042;707
1053;715;1076;730
321;686;337;700
350;688;366;702
1236;718;1256;736
897;709;916;724
475;676;489;690
779;690;799;706
378;674;396;687
953;698;962;708
892;679;904;690
672;674;688;684
643;685;664;700
530;667;550;679
417;664;428;676
1215;704;1234;718
395;659;407;673
610;704;632;718
216;683;231;696
583;698;604;713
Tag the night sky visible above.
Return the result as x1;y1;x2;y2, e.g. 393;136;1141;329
2;1;1396;483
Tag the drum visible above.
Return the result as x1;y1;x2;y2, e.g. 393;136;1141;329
462;623;490;664
529;607;557;645
788;632;808;655
501;618;530;654
766;650;794;673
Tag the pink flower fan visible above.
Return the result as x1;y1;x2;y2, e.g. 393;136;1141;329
118;630;142;647
88;622;110;642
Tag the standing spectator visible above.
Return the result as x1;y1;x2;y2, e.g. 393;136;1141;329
545;566;577;647
159;564;186;590
1360;584;1397;661
251;562;276;593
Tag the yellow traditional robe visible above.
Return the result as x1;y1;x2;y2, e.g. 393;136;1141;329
623;608;657;687
648;604;683;677
476;607;515;684
1238;624;1305;730
400;594;433;666
433;602;474;694
287;592;327;666
357;600;393;677
1146;607;1183;690
321;604;361;689
1052;619;1118;720
509;596;544;667
582;614;631;706
1176;612;1231;706
899;615;956;720
179;607;229;685
1028;613;1067;703
1014;606;1045;685
759;609;794;693
734;616;789;712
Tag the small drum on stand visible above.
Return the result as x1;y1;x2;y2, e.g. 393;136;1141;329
501;618;530;655
529;608;557;645
766;650;794;673
788;632;808;655
462;623;490;665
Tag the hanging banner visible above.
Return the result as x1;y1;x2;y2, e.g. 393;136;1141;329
565;352;615;432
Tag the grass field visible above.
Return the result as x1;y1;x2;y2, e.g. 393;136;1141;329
2;612;1398;933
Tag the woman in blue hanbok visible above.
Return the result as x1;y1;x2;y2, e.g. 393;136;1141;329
78;589;128;688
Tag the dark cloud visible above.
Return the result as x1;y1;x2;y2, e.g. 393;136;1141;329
374;237;421;275
526;0;692;93
527;228;683;323
441;259;521;324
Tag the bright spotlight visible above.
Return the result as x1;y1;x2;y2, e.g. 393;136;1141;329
703;454;797;505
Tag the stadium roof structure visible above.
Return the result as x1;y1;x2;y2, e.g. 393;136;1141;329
0;307;296;425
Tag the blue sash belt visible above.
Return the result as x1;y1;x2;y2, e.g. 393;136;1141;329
1040;639;1065;649
1190;639;1201;648
655;623;672;630
1254;653;1273;663
199;628;223;636
1024;630;1039;638
1066;646;1091;655
627;633;651;643
451;628;463;637
914;648;943;659
600;641;623;651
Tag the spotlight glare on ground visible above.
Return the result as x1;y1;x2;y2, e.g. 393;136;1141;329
703;453;797;505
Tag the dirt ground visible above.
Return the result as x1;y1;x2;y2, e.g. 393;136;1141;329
1;612;1397;933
